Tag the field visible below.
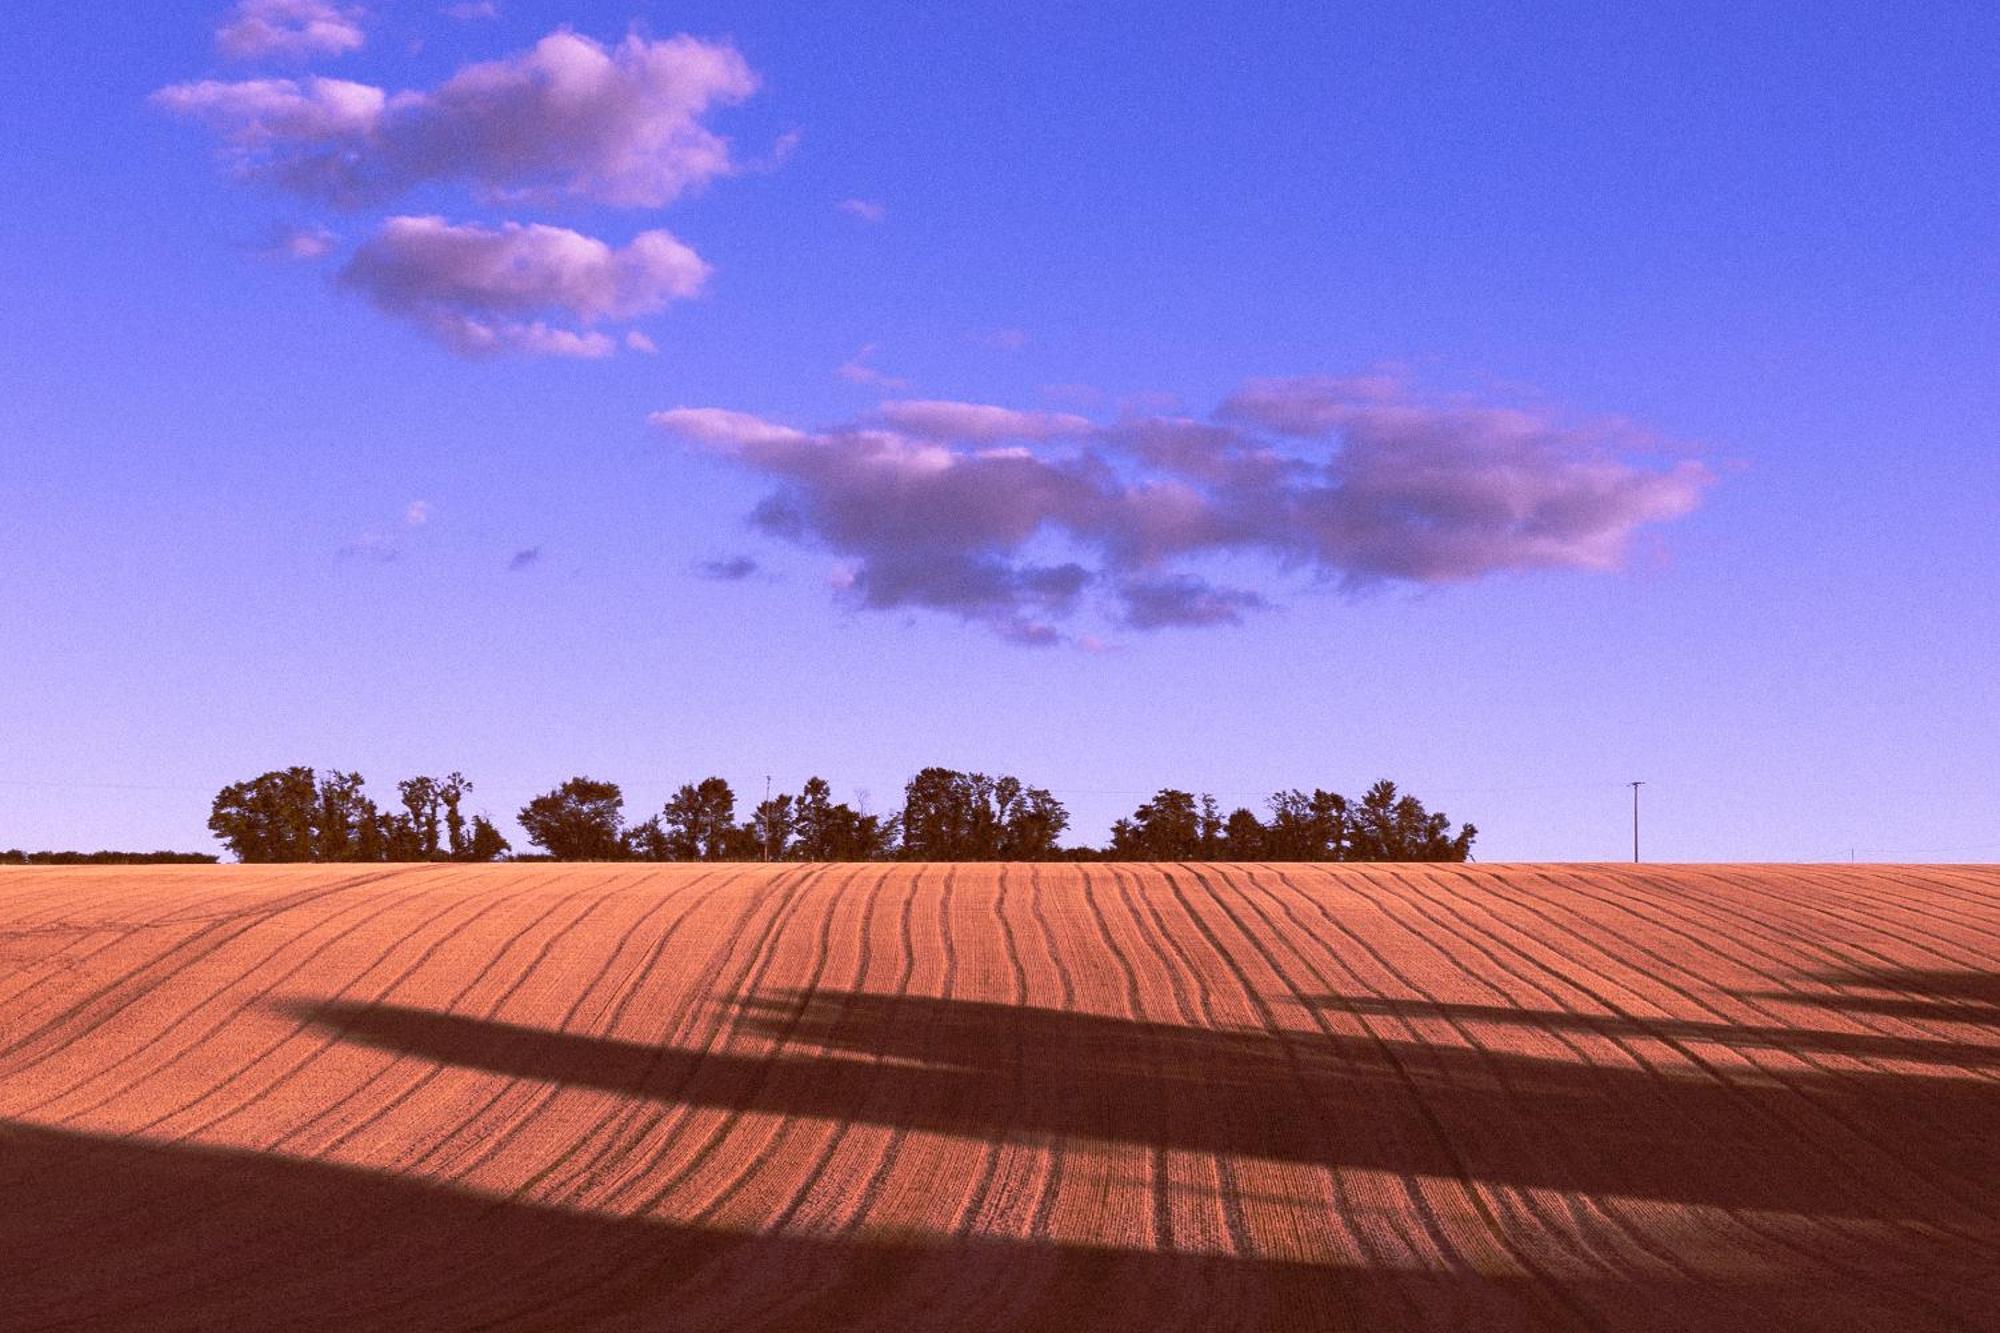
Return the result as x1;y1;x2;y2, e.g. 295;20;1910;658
1;863;1995;1331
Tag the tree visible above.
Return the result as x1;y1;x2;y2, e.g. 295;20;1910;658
792;777;840;860
397;776;444;859
661;777;737;860
208;767;322;863
438;773;473;858
1222;807;1267;859
792;777;894;861
1265;788;1349;861
751;792;794;861
899;768;1068;861
464;815;511;862
899;767;995;860
313;770;379;862
1199;794;1224;859
1110;789;1203;859
996;782;1069;859
517;778;627;860
1345;780;1476;862
622;816;671;862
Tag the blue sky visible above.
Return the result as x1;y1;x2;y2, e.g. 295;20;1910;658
2;0;1995;860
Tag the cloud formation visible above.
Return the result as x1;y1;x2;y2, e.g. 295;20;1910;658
836;344;908;389
157;29;757;208
262;222;338;260
837;198;887;223
217;0;365;61
652;376;1711;642
339;215;707;357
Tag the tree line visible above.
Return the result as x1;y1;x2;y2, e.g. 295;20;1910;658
205;766;1475;863
207;768;511;864
2;849;219;865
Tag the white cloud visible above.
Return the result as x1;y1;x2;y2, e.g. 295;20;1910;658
339;215;707;358
158;29;758;208
216;0;366;61
836;344;909;389
263;222;338;260
875;399;1093;441
837;198;887;223
652;378;1713;641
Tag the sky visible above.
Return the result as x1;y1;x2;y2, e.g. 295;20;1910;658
2;0;1996;862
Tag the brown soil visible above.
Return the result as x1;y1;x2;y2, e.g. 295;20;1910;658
2;862;1995;1330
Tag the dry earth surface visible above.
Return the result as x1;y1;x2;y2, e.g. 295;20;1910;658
1;862;1995;1331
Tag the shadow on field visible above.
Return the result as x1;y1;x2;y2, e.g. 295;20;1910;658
0;1115;1976;1333
21;970;1991;1331
1741;967;2000;1027
282;973;2000;1223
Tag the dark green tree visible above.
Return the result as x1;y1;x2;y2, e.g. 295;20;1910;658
463;814;511;862
438;773;473;858
1345;780;1477;861
1198;794;1224;859
312;770;379;862
1265;788;1349;861
751;792;794;861
517;778;627;860
1109;789;1202;859
995;780;1069;859
1222;807;1267;859
898;767;995;860
397;776;443;858
622;815;671;861
208;767;321;863
899;768;1066;861
793;777;894;860
662;777;738;860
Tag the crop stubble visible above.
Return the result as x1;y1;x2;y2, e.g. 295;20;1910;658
0;862;1995;1330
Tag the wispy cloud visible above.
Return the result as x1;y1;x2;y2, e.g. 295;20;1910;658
338;215;706;357
339;499;432;561
216;0;365;61
873;400;1091;441
442;1;499;19
976;327;1030;352
835;344;909;389
694;555;759;581
157;29;757;208
261;222;338;261
651;376;1712;643
836;198;887;223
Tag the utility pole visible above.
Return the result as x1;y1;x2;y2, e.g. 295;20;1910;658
1629;781;1645;863
762;775;772;862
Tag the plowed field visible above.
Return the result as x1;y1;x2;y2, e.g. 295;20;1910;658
2;863;1995;1330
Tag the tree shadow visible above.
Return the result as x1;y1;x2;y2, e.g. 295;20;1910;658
0;1118;1975;1333
277;983;2000;1224
1738;967;2000;1027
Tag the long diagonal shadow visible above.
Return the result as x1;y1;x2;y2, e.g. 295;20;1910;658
278;980;2000;1222
1740;967;2000;1027
1284;995;2000;1068
5;1118;1962;1333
